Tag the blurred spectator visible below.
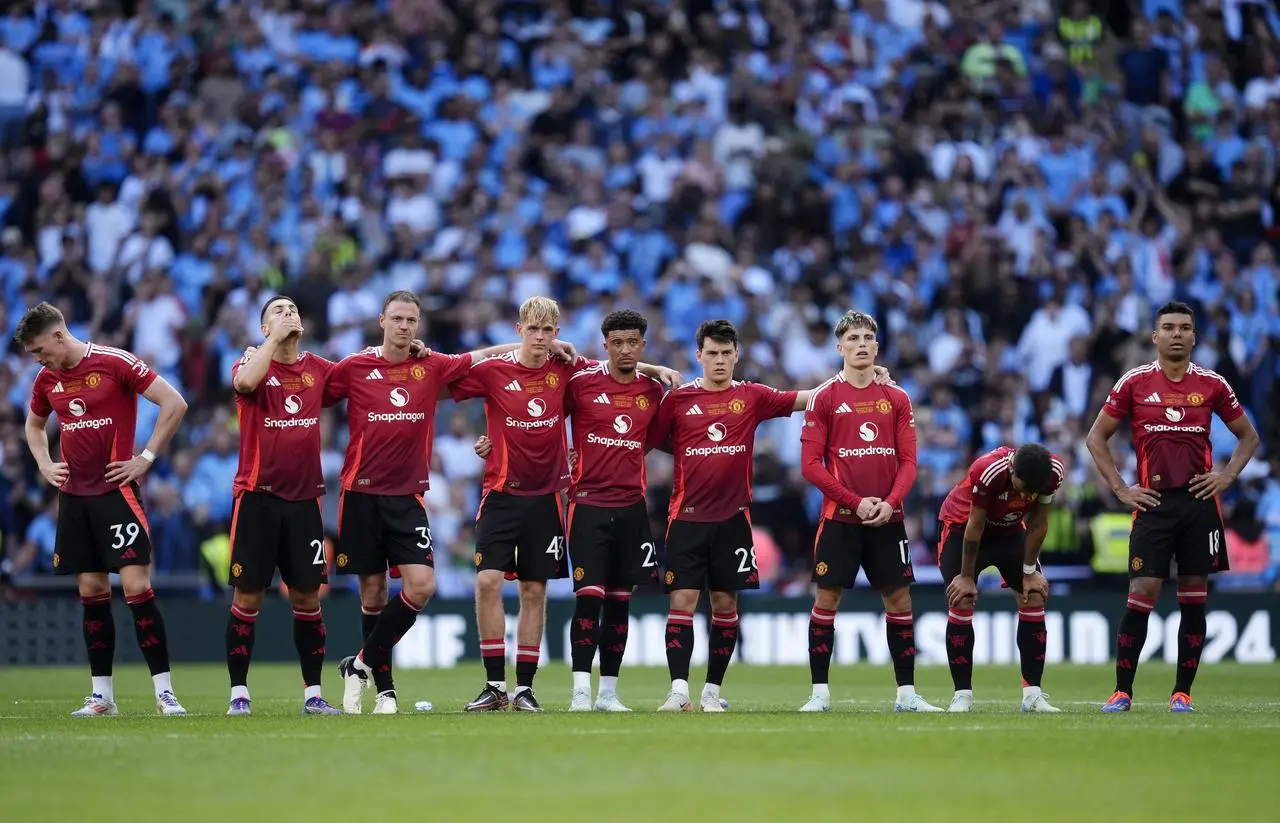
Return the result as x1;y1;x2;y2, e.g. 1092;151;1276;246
0;0;1277;597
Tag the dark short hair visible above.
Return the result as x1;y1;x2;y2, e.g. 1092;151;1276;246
1012;443;1054;495
1154;301;1195;327
259;295;297;324
696;319;738;350
382;290;421;313
14;302;65;344
601;309;648;339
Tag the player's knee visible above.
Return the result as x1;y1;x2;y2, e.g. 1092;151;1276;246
405;572;436;606
814;587;842;611
475;569;503;599
1128;578;1162;599
117;566;151;598
708;590;738;614
880;585;910;613
287;587;321;611
669;590;699;613
359;575;388;609
233;588;265;612
77;573;111;599
519;580;547;608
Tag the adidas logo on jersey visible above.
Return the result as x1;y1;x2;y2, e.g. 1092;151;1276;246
52;382;64;393
267;377;281;387
835;403;852;414
1144;392;1161;403
366;369;384;380
593;393;611;405
505;380;523;392
685;404;704;415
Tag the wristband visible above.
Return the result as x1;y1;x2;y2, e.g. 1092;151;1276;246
1022;563;1038;575
140;449;156;464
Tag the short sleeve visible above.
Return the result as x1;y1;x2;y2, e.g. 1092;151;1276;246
799;389;829;446
449;360;490;401
323;358;353;406
1212;376;1244;424
648;392;675;448
29;371;52;417
437;352;474;385
750;383;798;420
116;353;158;395
1102;373;1134;419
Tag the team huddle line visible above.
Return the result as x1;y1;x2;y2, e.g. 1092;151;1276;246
14;294;1258;716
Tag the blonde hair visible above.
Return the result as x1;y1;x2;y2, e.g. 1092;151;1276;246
519;296;561;327
834;310;878;339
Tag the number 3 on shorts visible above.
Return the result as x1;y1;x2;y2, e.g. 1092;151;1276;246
311;539;325;565
734;547;757;574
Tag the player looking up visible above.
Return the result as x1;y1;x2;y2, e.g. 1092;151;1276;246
938;444;1064;714
1087;302;1259;713
225;296;341;716
798;311;942;713
18;301;189;716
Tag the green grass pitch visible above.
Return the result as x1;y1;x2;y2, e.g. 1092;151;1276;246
2;663;1278;822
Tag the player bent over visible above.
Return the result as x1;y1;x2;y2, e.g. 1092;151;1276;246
19;303;189;716
799;311;942;713
940;444;1064;713
225;296;340;715
1086;302;1259;713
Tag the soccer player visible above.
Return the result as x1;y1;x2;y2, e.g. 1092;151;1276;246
1086;302;1259;713
561;310;665;712
649;319;807;713
483;309;665;711
329;291;536;714
225;295;341;715
17;302;189;716
938;444;1064;713
798;311;943;713
453;297;675;712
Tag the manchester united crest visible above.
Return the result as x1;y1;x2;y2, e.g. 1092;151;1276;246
474;552;483;567
815;561;829;576
664;570;675;585
728;398;746;414
573;567;584;581
637;396;650;410
301;373;315;387
1131;557;1143;572
231;562;242;578
546;372;559;388
876;399;892;414
52;553;60;568
337;553;348;568
85;373;101;388
411;365;426;380
1188;393;1205;406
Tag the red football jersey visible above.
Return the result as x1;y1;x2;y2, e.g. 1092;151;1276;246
324;347;473;496
566;362;664;506
939;446;1065;530
1102;361;1243;490
801;374;916;524
29;343;159;497
449;352;590;496
649;380;798;523
232;352;335;501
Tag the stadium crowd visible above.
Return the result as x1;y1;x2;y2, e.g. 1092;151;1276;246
1;0;1279;597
